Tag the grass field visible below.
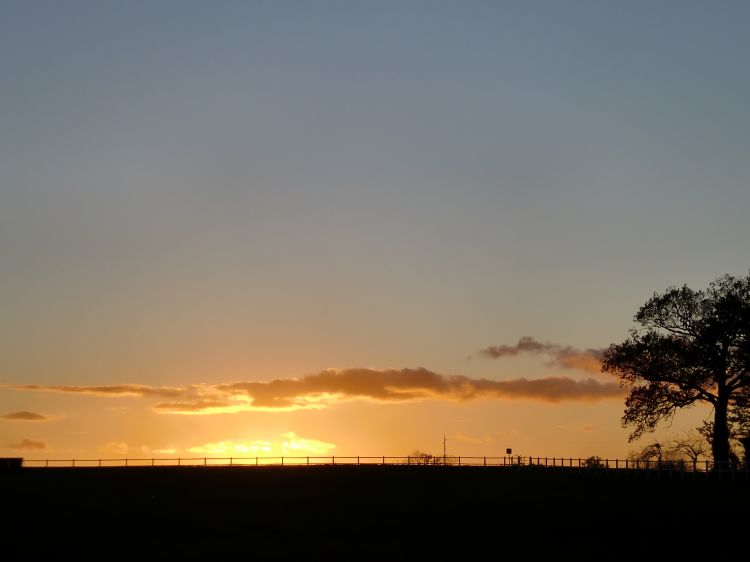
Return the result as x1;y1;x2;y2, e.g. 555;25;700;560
3;465;747;559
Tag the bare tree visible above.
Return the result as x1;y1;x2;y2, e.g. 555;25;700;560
409;450;438;465
408;450;456;466
668;431;708;470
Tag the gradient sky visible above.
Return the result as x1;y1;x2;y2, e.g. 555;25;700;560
2;1;749;461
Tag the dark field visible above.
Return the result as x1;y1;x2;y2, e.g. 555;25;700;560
3;466;747;559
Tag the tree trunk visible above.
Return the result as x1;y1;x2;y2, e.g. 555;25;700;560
739;435;750;470
712;396;731;469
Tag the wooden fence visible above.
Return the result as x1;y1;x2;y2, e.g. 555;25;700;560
17;455;749;475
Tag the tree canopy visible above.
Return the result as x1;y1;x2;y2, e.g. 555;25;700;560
602;273;750;467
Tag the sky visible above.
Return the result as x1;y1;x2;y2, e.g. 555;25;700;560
1;1;749;462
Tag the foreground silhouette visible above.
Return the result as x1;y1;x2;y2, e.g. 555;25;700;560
2;465;747;559
603;273;750;468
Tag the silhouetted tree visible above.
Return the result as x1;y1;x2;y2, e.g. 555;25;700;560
602;273;750;469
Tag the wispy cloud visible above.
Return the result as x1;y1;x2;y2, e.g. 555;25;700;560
10;367;622;415
6;438;47;450
452;432;494;445
1;411;50;422
479;337;604;375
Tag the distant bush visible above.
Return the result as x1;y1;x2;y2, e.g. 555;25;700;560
582;456;606;469
408;450;457;465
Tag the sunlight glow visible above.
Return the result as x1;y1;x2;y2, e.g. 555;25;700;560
186;433;335;457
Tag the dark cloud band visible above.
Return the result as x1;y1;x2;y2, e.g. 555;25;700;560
10;366;621;415
1;411;49;421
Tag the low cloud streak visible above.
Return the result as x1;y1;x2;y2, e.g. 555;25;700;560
1;411;50;421
6;438;47;450
13;384;192;398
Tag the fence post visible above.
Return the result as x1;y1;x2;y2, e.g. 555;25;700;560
458;456;461;466
230;457;233;467
124;458;127;467
178;458;181;467
333;456;335;465
382;456;385;465
357;456;360;465
307;456;309;466
152;458;154;467
204;457;207;467
281;456;284;466
99;459;102;468
72;459;75;468
484;456;486;467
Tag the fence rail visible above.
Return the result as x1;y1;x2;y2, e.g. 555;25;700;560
16;455;749;475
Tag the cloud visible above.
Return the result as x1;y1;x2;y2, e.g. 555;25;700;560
100;441;129;455
479;336;604;375
9;367;622;415
279;432;336;455
1;411;50;421
150;447;178;455
6;438;47;450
